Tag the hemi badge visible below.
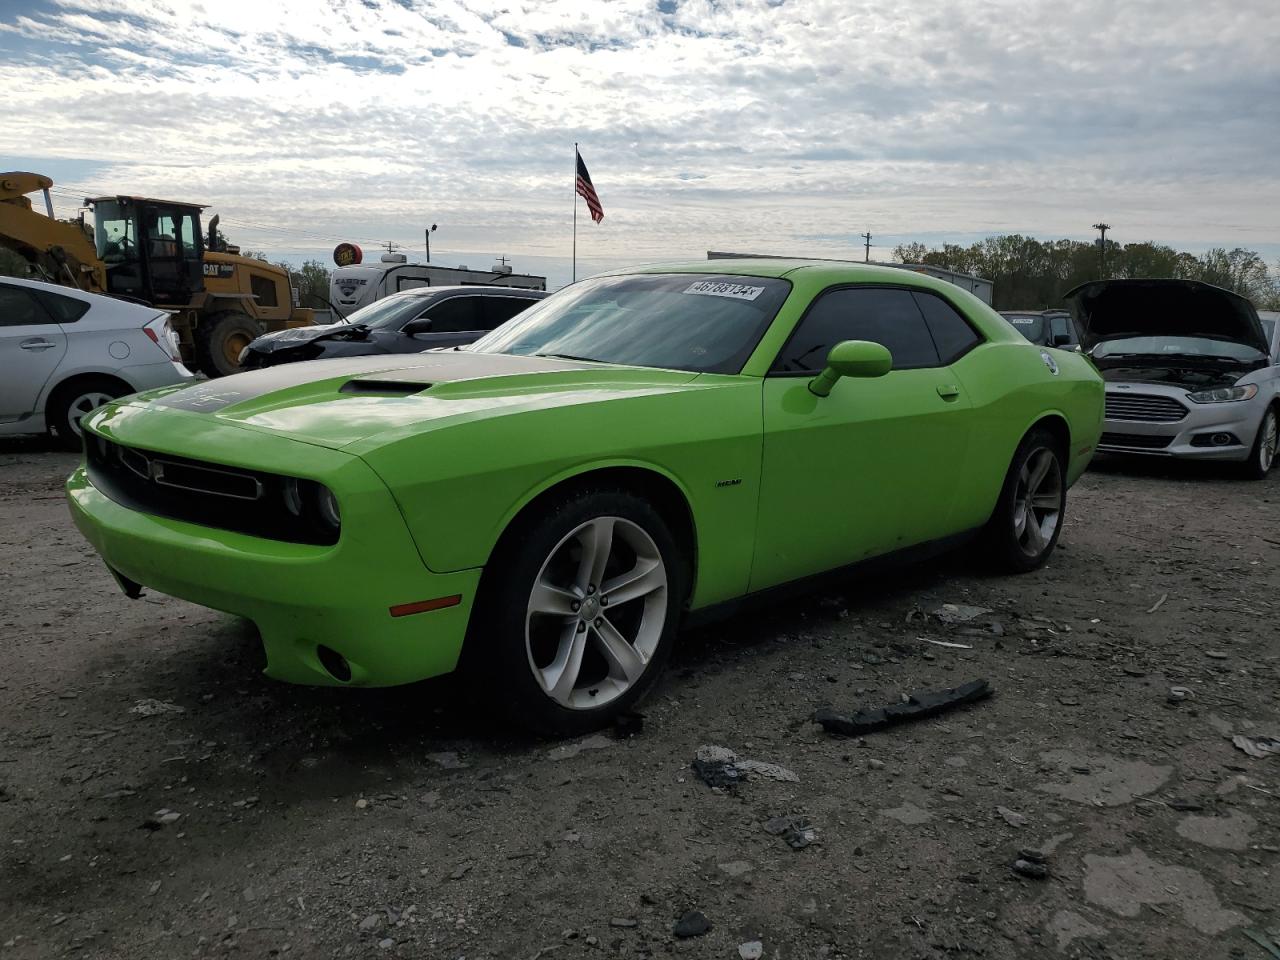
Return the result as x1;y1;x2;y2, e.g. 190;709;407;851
715;478;742;488
389;595;462;618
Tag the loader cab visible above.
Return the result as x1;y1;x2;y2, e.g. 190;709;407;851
91;196;204;306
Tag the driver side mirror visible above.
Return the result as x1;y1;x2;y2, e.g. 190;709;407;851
1052;333;1072;347
808;340;893;397
402;317;432;335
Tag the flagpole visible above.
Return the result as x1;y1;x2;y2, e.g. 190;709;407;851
572;142;578;283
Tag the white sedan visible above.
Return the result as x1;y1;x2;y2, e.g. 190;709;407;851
0;276;194;448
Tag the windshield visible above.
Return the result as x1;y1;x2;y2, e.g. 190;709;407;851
1092;335;1264;362
340;294;432;329
466;273;792;374
1003;314;1047;344
94;200;137;263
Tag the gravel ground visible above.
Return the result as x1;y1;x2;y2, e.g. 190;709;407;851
1;439;1277;960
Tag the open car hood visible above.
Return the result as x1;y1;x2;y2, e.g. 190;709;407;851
1064;279;1268;355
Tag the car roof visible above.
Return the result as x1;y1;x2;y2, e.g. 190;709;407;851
615;258;989;302
385;285;546;299
0;275;139;310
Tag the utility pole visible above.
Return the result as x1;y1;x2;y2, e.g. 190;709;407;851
861;230;872;263
425;224;438;263
381;240;400;256
1092;222;1111;278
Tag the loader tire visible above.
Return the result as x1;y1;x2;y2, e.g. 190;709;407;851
196;312;263;378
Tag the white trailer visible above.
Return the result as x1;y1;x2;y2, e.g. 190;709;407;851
330;254;546;317
705;251;993;305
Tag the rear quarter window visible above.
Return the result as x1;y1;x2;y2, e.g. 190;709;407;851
32;289;91;324
913;292;982;363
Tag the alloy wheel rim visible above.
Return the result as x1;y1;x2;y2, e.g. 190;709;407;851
525;516;667;710
1261;412;1277;473
68;392;116;436
1012;447;1062;558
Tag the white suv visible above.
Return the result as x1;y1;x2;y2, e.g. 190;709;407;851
0;277;194;448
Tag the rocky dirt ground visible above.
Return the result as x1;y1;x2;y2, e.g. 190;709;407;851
1;439;1277;960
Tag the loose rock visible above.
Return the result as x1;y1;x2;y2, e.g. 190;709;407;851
672;910;711;938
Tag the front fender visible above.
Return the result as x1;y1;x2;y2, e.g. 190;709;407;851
356;378;764;609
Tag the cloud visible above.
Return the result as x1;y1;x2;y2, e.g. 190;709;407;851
1;0;1277;289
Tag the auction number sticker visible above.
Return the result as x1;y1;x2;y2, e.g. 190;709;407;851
684;280;766;301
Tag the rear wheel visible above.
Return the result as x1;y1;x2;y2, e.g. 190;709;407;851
1241;405;1278;480
196;312;262;378
982;427;1066;572
471;488;683;736
46;377;129;450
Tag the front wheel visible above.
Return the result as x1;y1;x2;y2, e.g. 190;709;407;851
982;427;1066;573
472;488;684;736
1241;406;1278;481
46;377;129;450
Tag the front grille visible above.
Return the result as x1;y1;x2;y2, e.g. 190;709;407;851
1105;393;1188;422
85;435;337;546
1099;432;1174;450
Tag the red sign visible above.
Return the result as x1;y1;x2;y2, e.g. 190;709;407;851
333;242;363;267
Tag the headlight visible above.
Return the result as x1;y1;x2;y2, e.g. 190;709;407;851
283;478;303;516
1186;384;1258;403
281;478;339;533
317;486;341;529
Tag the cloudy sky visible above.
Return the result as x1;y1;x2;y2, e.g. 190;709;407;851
3;0;1277;288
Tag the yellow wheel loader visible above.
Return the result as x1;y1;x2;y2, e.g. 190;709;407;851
0;172;314;377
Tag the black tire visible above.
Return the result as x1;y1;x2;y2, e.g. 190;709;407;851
468;486;685;737
195;312;263;378
46;376;129;451
1240;405;1278;481
981;427;1067;573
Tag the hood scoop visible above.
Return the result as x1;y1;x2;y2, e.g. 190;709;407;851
338;380;431;397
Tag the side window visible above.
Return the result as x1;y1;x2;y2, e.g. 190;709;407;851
913;292;982;363
179;214;199;259
773;287;940;373
32;289;91;324
481;297;535;330
421;296;481;333
0;285;55;327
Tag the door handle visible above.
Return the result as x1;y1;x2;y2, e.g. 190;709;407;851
19;338;57;351
936;384;961;401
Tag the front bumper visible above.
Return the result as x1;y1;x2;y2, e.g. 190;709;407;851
66;458;480;688
1098;388;1264;461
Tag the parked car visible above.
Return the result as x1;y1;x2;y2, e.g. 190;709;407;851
0;276;193;448
1000;309;1080;348
239;286;548;369
68;260;1102;734
1067;279;1279;478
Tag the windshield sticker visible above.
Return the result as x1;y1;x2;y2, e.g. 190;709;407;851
684;280;766;301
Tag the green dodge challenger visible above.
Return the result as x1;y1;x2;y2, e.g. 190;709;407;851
68;260;1103;733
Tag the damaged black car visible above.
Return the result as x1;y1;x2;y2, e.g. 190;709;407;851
238;286;548;370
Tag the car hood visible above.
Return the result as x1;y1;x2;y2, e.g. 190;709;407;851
112;352;706;450
1064;279;1268;355
245;322;368;354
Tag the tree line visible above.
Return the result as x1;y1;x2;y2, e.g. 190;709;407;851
892;236;1280;312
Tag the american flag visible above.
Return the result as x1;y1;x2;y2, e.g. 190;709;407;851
576;150;604;223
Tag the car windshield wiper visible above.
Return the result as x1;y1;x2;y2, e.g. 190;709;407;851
534;352;604;363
